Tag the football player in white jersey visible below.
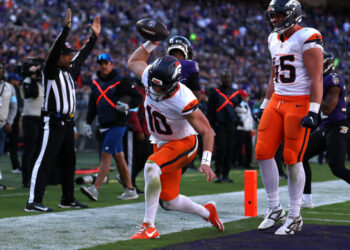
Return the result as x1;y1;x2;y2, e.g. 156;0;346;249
127;41;224;239
254;0;323;235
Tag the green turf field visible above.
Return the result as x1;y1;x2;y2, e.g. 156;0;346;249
0;152;349;249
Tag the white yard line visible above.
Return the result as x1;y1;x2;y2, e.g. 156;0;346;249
0;180;349;250
302;211;350;216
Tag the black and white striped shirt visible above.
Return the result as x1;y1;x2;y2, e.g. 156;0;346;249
43;26;97;115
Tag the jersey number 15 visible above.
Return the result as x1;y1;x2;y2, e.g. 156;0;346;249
273;55;296;84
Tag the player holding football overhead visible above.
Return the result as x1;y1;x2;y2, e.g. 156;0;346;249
127;32;224;239
254;0;323;235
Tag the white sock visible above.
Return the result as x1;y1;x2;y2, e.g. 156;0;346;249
143;162;162;226
258;159;280;209
287;162;305;217
162;195;210;219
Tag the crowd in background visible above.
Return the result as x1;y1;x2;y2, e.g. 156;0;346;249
0;0;350;154
1;0;350;95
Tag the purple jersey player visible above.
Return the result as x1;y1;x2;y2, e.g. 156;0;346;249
320;72;347;127
167;35;201;100
302;52;350;209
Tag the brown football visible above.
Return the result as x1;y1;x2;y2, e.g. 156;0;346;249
136;18;169;42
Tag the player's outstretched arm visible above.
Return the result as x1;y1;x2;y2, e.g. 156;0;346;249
185;109;215;182
127;45;150;79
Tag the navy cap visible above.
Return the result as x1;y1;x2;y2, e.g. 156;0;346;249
61;42;77;54
7;73;23;82
97;53;113;63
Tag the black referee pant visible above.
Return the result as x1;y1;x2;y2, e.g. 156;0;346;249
22;116;42;187
303;120;350;194
28;115;76;204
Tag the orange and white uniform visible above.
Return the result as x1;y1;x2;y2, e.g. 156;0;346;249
141;65;199;201
255;27;323;164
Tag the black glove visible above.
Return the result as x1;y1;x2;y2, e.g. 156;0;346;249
301;111;318;129
253;108;264;124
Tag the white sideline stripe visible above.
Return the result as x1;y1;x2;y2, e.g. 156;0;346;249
304;218;350;223
0;180;349;250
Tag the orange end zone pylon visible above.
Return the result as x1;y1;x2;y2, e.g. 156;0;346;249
244;170;257;217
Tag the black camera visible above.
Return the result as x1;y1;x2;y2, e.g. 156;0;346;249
19;57;45;79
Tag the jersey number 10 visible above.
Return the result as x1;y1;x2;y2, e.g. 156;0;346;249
146;105;173;135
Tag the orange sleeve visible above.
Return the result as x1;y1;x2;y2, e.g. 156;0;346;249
304;33;323;44
182;99;199;114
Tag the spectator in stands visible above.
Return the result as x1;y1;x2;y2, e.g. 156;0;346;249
81;53;141;201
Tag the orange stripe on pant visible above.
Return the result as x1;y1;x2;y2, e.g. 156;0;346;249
148;135;198;201
255;94;310;165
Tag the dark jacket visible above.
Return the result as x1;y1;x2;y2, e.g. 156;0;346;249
86;69;142;128
207;86;241;129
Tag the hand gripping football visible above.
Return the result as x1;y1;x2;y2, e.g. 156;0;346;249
136;18;169;42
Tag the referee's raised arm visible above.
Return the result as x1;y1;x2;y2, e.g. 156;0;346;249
44;9;72;79
71;16;101;78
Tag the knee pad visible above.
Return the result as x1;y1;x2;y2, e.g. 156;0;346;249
255;141;273;160
283;148;296;165
144;160;161;178
144;160;161;192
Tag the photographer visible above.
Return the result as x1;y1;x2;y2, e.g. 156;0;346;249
20;58;44;188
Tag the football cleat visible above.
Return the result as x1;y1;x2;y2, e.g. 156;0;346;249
130;222;160;239
275;215;303;235
203;201;224;232
258;204;286;230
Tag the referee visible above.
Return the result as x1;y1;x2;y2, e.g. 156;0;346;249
25;9;100;212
